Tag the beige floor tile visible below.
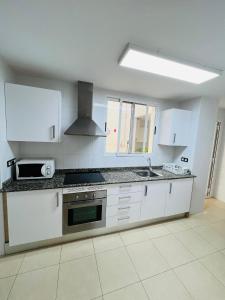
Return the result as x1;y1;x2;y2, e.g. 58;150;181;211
175;229;216;258
194;224;225;250
174;261;225;300
164;219;191;233
60;239;94;262
187;213;212;227
0;276;15;300
9;265;58;300
126;240;169;279
19;246;61;273
181;215;208;228
103;282;148;300
96;247;138;294
143;224;170;239
143;270;192;300
0;254;24;278
120;228;148;246
200;252;225;285
57;255;101;300
211;220;225;236
93;234;124;253
153;234;194;267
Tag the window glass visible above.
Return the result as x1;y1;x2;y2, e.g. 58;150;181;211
132;104;147;153
106;98;156;154
146;106;156;153
106;100;120;153
119;102;132;153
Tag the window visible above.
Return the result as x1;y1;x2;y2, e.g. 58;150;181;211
106;98;156;154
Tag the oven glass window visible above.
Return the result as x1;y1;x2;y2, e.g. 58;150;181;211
68;205;102;226
18;164;44;177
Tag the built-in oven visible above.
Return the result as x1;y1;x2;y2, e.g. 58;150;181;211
63;189;107;234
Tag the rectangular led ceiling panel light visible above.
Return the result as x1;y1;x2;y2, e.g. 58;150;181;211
119;44;221;84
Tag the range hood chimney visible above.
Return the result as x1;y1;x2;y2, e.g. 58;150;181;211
64;81;106;137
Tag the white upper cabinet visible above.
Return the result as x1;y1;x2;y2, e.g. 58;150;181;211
5;83;61;142
159;108;191;146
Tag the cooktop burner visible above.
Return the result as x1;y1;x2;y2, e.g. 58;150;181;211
63;171;105;185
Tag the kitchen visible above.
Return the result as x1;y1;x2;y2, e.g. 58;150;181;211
1;1;225;300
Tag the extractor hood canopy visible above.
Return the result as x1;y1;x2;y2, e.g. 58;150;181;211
64;81;106;137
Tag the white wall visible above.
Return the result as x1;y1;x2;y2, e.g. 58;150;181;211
212;108;225;202
173;97;218;213
0;57;19;255
173;98;201;170
14;73;178;169
189;97;218;213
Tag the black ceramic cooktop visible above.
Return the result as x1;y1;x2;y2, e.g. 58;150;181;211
63;171;105;185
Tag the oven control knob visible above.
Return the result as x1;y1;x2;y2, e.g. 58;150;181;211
76;195;79;200
85;194;88;199
93;193;96;198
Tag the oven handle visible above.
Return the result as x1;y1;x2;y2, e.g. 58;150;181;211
64;198;106;209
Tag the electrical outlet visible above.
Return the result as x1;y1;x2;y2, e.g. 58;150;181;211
181;157;188;162
7;158;16;167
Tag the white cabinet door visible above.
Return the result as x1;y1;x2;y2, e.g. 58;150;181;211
7;189;62;246
5;83;61;142
141;181;167;220
159;109;191;146
165;178;193;216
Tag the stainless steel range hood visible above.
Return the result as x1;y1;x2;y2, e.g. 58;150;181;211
64;81;106;137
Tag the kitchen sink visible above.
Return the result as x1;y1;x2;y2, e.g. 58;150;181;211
134;170;161;177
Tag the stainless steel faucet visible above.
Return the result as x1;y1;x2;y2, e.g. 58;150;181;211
147;156;152;173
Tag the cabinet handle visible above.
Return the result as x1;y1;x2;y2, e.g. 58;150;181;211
105;122;107;132
51;125;56;139
118;206;131;210
118;216;130;221
169;183;172;194
57;192;60;207
173;133;176;144
120;184;132;189
145;185;148;196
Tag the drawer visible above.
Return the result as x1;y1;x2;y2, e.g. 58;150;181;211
107;191;143;206
106;208;140;228
106;202;141;217
107;183;144;195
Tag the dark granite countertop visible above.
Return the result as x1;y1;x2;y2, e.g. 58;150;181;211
1;167;195;193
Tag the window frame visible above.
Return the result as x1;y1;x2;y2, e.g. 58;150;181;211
105;97;156;156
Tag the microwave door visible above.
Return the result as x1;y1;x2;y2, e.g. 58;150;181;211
18;163;45;178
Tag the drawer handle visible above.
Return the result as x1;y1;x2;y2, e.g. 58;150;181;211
118;216;130;221
120;184;132;189
119;196;131;200
118;206;131;210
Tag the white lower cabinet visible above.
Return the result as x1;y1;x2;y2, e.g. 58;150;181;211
106;183;143;228
141;181;168;220
106;179;193;228
165;178;193;216
7;189;63;246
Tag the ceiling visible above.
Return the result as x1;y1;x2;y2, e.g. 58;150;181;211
1;0;225;106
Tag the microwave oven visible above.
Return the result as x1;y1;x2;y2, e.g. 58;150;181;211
16;159;55;180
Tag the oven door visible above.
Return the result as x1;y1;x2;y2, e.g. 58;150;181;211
63;198;106;234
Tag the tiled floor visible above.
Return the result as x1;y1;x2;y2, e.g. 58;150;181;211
1;198;225;299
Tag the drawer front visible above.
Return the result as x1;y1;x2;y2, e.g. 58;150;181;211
107;183;144;195
106;202;141;217
106;208;141;228
107;192;143;206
